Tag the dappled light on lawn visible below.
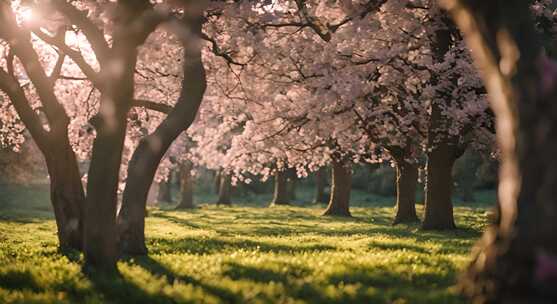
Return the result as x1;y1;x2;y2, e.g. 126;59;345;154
0;185;487;303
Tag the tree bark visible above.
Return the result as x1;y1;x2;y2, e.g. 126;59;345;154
419;11;459;230
441;1;557;302
392;157;419;225
45;141;85;251
214;170;221;194
117;16;206;255
270;170;290;206
422;132;458;230
216;173;232;206
288;178;297;201
313;168;328;204
176;162;195;209
83;105;128;272
83;4;148;269
0;5;85;252
323;160;352;217
157;171;172;203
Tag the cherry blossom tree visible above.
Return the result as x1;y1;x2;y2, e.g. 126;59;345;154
0;0;209;270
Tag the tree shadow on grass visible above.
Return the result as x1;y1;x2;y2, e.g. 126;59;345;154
127;256;241;303
147;236;336;255
0;269;43;292
329;256;460;287
220;262;333;303
324;259;466;303
367;240;431;254
84;269;178;304
150;213;203;229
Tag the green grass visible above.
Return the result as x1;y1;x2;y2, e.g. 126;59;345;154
0;184;491;303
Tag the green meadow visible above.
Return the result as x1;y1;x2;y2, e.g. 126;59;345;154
0;185;490;304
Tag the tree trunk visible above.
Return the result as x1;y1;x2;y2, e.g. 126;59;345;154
0;7;85;252
214;171;221;194
288;177;297;201
157;171;172;203
45;141;85;251
422;138;458;230
392;157;419;225
270;170;290;206
323;160;352;217
443;1;557;302
117;17;206;255
216;174;232;206
176;162;194;209
83;110;128;272
313;168;328;204
83;20;144;270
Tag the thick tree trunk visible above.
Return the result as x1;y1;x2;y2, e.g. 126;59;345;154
216;174;232;206
45;141;85;251
83;111;128;272
392;157;419;225
176;162;194;209
117;17;206;255
83;19;144;270
157;171;172;203
422;138;458;230
323;160;352;217
270;170;290;206
419;12;458;231
443;1;557;302
313;168;328;204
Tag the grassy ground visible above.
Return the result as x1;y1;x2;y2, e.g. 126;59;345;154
0;184;490;304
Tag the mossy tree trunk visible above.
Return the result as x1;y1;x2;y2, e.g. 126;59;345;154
323;160;352;217
271;170;290;206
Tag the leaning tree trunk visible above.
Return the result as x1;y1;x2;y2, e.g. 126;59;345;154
442;1;557;302
270;170;290;206
216;174;232;206
422;136;458;230
313;168;328;204
157;171;173;203
45;138;85;251
117;17;207;255
176;162;194;209
323;160;352;217
0;7;86;252
392;156;419;225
